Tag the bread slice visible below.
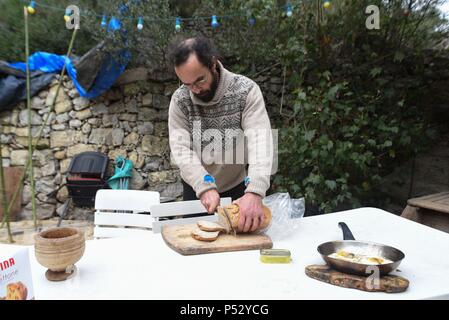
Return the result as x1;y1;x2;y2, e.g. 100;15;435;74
191;229;220;242
197;220;226;232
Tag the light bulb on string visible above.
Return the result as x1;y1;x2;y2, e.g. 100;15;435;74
101;15;107;28
27;1;36;14
175;17;181;31
248;16;256;26
211;15;219;28
64;8;71;22
286;3;293;17
137;17;144;30
323;1;331;10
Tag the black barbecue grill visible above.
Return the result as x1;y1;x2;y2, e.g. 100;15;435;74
66;151;109;206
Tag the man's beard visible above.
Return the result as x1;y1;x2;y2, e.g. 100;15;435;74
194;70;219;102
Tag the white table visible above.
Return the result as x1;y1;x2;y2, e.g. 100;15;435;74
2;207;449;300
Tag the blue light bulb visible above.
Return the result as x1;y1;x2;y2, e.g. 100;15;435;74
101;15;107;28
211;15;219;28
175;17;181;31
248;17;256;26
137;17;143;30
286;3;293;17
27;1;36;14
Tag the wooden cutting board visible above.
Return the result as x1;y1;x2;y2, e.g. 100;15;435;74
161;224;273;255
305;265;409;293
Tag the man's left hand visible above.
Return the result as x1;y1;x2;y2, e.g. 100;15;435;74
233;192;264;233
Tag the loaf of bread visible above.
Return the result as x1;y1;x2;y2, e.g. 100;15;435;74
6;282;28;300
217;203;271;234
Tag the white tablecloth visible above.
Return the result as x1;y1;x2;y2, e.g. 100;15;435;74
2;207;449;300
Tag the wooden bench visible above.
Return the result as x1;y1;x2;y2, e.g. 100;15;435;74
401;191;449;233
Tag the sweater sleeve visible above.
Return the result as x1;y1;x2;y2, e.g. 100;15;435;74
168;95;218;198
241;83;274;198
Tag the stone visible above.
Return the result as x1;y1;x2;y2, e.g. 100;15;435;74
128;151;144;169
116;67;148;85
112;129;124;146
148;170;179;185
91;103;108;116
148;82;165;95
102;114;119;127
75;108;92;120
54;99;72;114
35;177;56;195
54;150;66;160
160;182;183;198
88;118;101;127
46;86;68;106
38;90;48;99
56;186;69;203
124;83;141;96
1;147;10;158
66;144;97;157
129;169;147;190
33;149;53;166
22;184;32;205
89;128;112;145
138;108;157;121
142;93;153;107
31;96;45;109
68;88;80;98
19;110;42;126
119;113;137;122
154;122;168;137
15;137;50;149
50;131;75;148
69;119;82;128
10;110;19;126
125;99;138;113
141;135;168;156
73;97;90;111
60;158;72;174
51;124;67;131
108;101;125;113
21;202;55;220
137;122;154;135
152;94;170;110
41;160;56;176
108;149;127;160
37;193;57;204
121;121;132;133
81;123;92;135
56;113;70;124
143;156;162;171
124;132;140;145
13;127;40;137
10;150;28;166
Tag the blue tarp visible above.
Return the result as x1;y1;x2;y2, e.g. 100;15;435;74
8;50;130;99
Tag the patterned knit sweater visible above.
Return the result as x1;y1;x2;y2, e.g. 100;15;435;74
168;61;273;198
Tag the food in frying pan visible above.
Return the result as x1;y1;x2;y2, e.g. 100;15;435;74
328;250;393;265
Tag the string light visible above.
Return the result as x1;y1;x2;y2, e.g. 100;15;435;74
137;17;143;30
248;16;256;26
175;17;181;31
101;15;107;28
286;3;293;17
323;1;331;9
27;1;36;14
211;15;219;28
64;8;71;22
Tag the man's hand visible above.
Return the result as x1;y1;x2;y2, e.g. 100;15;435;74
233;193;264;233
200;189;220;214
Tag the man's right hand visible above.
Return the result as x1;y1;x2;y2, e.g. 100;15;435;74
200;189;220;214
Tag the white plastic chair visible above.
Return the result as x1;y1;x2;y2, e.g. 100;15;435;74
150;197;232;233
94;189;160;239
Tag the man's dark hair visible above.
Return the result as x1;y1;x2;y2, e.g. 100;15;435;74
167;36;219;69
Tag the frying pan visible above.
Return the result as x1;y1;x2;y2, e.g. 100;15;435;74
317;222;405;276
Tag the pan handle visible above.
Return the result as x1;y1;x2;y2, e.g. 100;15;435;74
338;222;356;240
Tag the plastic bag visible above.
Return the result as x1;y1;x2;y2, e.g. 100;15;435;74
262;192;305;241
